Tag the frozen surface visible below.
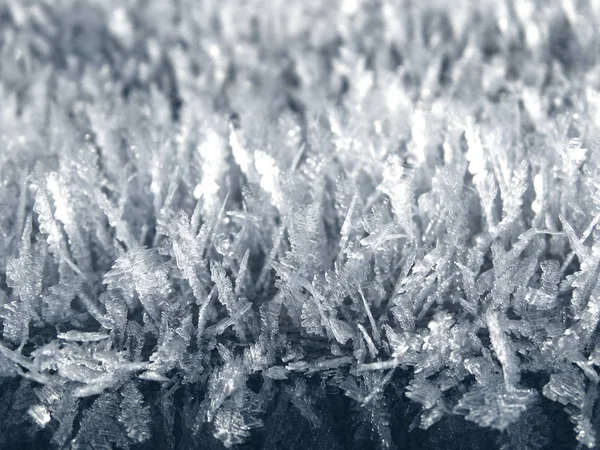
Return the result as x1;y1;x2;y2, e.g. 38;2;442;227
0;0;599;448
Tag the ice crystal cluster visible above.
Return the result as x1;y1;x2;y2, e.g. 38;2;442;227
1;0;600;449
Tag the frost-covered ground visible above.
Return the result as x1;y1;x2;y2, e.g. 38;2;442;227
0;0;600;449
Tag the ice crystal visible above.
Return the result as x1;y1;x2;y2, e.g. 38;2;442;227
0;0;600;448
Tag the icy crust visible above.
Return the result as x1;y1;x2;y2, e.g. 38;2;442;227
0;0;600;448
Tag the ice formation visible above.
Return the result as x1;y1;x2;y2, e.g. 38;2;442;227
0;0;599;448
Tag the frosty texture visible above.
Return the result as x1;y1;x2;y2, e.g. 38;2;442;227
0;0;599;449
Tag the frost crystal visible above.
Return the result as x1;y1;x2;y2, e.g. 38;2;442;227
118;383;151;443
0;0;599;448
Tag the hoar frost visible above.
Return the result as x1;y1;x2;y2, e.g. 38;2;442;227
0;0;599;449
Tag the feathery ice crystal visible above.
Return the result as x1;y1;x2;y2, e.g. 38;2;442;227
0;0;600;448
